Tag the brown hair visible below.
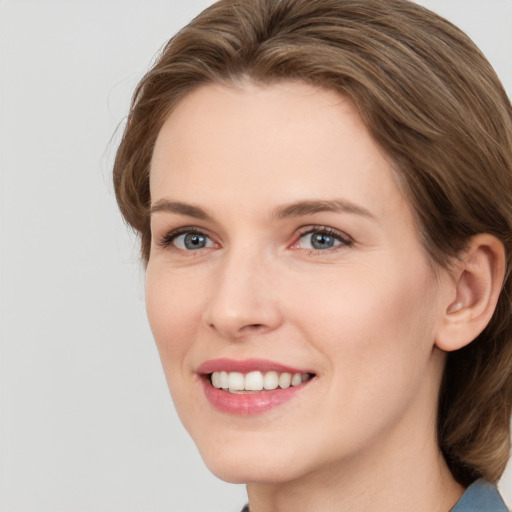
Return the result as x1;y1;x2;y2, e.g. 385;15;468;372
113;0;512;485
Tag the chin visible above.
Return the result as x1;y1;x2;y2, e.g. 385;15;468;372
202;453;305;484
192;430;322;485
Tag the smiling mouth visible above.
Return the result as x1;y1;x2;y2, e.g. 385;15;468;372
209;370;314;394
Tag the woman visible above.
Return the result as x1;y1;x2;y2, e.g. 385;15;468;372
113;0;512;510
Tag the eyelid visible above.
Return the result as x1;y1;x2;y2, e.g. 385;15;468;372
290;225;353;251
154;224;352;253
156;226;217;249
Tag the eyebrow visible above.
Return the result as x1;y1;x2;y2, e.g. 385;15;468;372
149;198;374;221
150;200;212;220
272;199;375;221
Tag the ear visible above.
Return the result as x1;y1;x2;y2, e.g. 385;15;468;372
435;234;506;352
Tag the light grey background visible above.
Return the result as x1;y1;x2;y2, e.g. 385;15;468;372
1;1;511;511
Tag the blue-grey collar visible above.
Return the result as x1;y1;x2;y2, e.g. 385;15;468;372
450;479;509;512
241;479;509;512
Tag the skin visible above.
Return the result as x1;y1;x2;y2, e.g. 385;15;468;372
146;81;466;511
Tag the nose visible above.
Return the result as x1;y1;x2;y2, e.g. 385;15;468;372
202;248;283;339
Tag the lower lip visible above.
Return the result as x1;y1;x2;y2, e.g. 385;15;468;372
201;377;311;415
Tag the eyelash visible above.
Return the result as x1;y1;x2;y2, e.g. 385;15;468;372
157;227;213;250
293;226;353;253
156;225;353;254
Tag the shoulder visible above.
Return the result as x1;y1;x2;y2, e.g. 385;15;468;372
450;480;509;512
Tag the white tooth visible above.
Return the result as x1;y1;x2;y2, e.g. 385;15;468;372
245;371;264;391
219;371;229;389
228;372;245;391
263;371;279;390
291;373;302;386
211;372;221;388
278;372;292;389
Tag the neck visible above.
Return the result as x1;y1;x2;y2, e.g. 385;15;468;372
246;446;462;512
245;350;464;512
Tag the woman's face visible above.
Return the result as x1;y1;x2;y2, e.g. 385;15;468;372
146;81;453;484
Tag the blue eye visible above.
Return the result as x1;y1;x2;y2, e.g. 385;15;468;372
297;228;350;251
168;231;215;250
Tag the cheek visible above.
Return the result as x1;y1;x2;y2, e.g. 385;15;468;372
145;265;203;365
288;264;441;454
294;262;438;378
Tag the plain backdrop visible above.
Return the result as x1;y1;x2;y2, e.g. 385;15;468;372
1;1;511;511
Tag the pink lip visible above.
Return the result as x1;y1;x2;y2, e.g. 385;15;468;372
197;358;310;375
197;358;315;416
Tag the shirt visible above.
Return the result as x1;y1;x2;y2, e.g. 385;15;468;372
450;479;508;512
240;479;509;511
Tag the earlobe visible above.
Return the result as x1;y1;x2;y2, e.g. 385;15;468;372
435;234;506;352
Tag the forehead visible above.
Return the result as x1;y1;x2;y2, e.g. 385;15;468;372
150;80;409;225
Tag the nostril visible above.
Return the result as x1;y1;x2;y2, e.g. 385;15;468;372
207;321;269;337
242;324;266;332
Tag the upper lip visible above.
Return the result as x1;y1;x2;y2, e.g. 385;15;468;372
197;358;313;375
